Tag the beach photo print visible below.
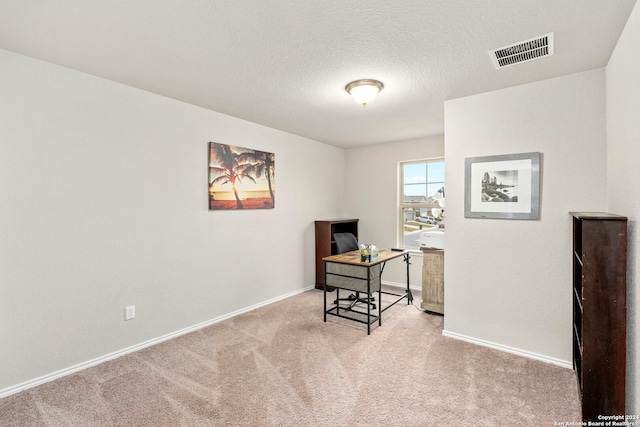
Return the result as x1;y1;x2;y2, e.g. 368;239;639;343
208;142;275;210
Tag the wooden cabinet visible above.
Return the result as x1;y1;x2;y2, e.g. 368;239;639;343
314;219;358;289
420;248;444;314
571;212;627;421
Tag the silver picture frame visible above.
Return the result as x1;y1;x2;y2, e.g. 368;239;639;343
464;152;541;220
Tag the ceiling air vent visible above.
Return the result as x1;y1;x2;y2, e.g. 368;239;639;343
489;33;554;69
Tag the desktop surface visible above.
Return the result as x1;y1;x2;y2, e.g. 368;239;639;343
322;248;408;266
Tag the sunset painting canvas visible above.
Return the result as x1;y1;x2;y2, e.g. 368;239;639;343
208;142;275;210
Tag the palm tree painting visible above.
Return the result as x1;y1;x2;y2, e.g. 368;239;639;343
208;142;275;210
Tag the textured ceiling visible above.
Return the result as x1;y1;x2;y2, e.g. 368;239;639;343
0;1;636;148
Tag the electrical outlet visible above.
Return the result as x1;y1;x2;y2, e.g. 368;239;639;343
125;305;135;321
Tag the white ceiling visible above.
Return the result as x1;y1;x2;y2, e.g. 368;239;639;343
0;1;636;148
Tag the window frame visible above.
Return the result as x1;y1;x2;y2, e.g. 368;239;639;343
398;157;445;249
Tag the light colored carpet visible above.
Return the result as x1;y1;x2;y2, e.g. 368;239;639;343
0;287;582;426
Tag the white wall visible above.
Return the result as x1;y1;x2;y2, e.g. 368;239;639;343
607;1;640;414
0;49;346;393
444;69;607;365
344;136;444;286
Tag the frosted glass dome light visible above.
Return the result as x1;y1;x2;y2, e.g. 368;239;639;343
345;79;384;107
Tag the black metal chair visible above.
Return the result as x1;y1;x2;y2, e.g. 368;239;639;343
333;232;376;309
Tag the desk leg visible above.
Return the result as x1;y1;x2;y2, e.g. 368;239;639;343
366;267;371;335
323;261;327;322
404;253;413;304
378;286;382;327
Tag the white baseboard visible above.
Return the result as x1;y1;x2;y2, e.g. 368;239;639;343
442;329;573;369
0;285;315;399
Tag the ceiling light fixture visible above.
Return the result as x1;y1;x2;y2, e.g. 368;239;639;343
345;79;384;107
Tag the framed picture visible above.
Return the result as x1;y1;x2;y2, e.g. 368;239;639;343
208;142;275;210
464;152;541;220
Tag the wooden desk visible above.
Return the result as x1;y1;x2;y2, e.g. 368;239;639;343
322;249;412;334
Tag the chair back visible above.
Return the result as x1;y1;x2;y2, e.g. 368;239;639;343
334;232;359;254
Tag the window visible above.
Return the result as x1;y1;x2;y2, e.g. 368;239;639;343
399;159;445;248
